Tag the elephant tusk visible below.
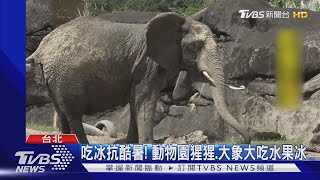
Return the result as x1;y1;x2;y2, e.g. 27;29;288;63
202;71;216;86
227;85;245;90
202;71;245;90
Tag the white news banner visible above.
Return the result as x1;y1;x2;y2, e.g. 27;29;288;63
82;163;300;173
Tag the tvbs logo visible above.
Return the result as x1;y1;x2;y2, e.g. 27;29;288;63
239;10;264;18
15;151;60;172
293;11;308;18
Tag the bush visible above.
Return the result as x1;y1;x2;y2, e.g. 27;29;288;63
88;0;213;16
269;0;320;11
79;0;319;17
78;0;93;16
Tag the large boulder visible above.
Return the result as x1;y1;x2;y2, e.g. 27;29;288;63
26;0;85;34
163;130;209;144
26;0;104;56
159;80;320;148
154;100;224;141
165;0;320;150
201;0;320;81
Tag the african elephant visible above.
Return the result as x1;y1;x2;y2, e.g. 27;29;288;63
26;12;251;144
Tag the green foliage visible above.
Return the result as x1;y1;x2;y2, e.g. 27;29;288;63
79;0;319;17
269;0;299;8
269;0;320;11
78;0;93;16
27;123;58;133
90;0;214;16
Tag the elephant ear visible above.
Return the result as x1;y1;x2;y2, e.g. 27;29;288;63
146;12;186;73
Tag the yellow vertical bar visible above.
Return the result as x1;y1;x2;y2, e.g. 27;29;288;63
276;29;302;110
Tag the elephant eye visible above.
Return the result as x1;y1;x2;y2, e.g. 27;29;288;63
185;43;195;50
193;40;203;50
182;30;189;36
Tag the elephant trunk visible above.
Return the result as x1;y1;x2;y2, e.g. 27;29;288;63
198;34;251;144
211;86;251;144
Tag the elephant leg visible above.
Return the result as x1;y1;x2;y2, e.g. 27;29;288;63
58;97;89;144
130;85;158;144
67;114;88;144
45;79;87;143
126;85;139;143
136;90;158;143
54;107;70;134
130;68;165;144
126;108;139;143
46;85;70;134
51;103;69;133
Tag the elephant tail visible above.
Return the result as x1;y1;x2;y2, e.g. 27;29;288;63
26;55;34;64
26;53;40;72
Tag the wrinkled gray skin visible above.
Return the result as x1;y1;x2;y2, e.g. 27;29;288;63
26;13;251;144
